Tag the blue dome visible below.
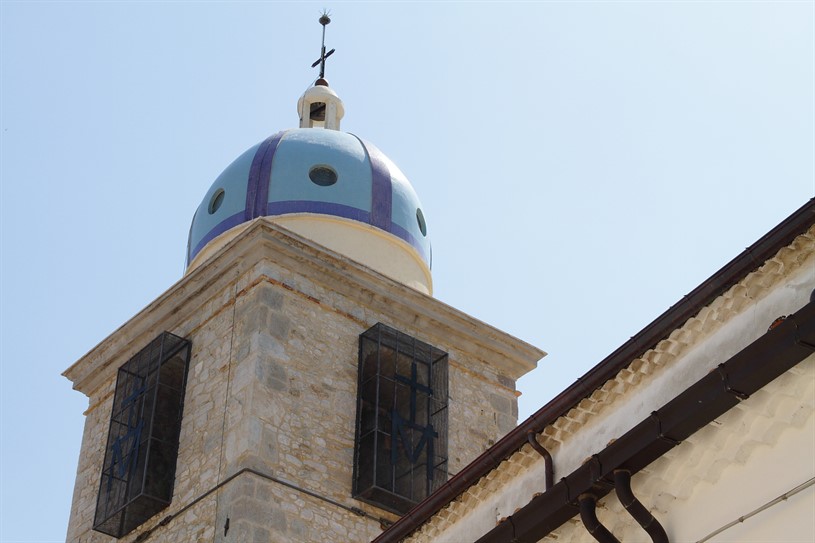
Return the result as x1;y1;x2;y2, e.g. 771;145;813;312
187;128;431;268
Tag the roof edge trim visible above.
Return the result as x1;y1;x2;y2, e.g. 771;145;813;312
373;198;815;543
476;301;815;542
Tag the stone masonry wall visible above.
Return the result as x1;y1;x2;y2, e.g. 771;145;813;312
66;280;236;543
66;249;523;542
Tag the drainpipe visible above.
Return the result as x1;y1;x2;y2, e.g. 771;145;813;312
578;493;620;543
526;432;554;490
613;469;669;543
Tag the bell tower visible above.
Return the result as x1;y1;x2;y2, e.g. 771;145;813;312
64;16;543;542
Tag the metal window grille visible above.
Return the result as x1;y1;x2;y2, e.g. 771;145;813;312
353;323;448;514
93;332;191;538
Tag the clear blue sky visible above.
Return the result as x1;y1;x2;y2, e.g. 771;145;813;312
1;2;813;541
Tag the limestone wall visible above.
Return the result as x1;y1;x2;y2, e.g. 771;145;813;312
64;221;542;542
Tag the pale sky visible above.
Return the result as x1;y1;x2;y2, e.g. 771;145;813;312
1;2;813;541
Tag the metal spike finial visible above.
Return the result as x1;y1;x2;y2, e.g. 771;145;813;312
319;10;331;26
311;10;335;80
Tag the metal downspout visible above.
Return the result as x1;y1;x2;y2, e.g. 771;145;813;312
578;493;620;543
613;469;669;543
526;432;554;490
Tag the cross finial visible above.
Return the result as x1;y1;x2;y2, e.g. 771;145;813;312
310;10;335;80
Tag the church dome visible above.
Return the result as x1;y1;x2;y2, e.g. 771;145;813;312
186;84;432;294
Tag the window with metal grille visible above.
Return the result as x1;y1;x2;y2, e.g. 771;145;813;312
353;323;448;514
93;332;191;538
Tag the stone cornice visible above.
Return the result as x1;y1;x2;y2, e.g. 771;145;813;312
63;218;544;396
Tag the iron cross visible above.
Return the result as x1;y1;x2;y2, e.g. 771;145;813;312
311;12;335;79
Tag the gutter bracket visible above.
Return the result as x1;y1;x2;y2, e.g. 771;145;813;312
589;455;603;481
508;516;520;543
562;477;574;505
650;412;681;446
796;338;815;350
716;364;750;400
794;320;815;350
589;455;615;491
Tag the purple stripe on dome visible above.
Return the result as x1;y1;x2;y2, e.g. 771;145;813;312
245;131;285;221
244;138;270;220
266;200;371;224
390;222;430;264
189;212;246;263
254;131;285;218
355;137;392;232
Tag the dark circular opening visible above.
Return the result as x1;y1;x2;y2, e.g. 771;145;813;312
416;208;427;237
309;165;338;187
208;189;225;214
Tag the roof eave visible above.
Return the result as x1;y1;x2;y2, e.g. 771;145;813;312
373;198;815;543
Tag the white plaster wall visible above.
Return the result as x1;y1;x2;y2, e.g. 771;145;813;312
433;457;549;543
710;485;815;543
542;355;815;543
434;496;507;543
413;234;815;543
555;257;814;484
665;357;815;543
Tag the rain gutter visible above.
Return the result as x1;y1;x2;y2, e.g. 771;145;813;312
476;300;815;542
372;198;815;543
